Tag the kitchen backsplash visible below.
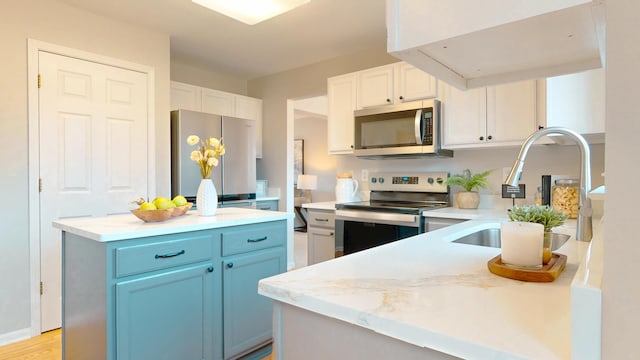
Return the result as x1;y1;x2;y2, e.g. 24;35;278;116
335;143;605;207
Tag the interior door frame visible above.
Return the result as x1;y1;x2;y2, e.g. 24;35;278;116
27;39;156;335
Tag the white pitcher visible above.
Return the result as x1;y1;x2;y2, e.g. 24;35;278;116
335;177;359;203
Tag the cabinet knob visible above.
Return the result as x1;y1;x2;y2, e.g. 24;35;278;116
399;96;404;100
538;125;545;130
350;145;354;149
226;262;234;269
487;135;493;140
479;136;484;141
386;98;391;103
207;266;214;273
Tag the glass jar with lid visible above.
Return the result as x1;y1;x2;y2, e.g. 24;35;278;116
552;178;579;219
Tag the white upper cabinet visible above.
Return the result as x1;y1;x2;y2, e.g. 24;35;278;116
170;82;201;111
170;81;263;158
357;62;437;108
396;62;438;103
358;65;395;108
201;88;235;117
544;68;604;141
327;73;357;154
387;0;604;90
440;79;538;148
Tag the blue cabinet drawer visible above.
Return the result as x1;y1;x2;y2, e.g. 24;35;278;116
115;233;214;278
222;221;285;256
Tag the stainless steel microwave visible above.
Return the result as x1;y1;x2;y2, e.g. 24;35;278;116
353;99;452;158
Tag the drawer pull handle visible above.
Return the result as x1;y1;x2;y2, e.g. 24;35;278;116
247;236;268;243
154;250;185;259
315;218;329;222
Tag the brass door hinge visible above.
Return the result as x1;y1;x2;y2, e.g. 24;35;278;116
39;178;42;192
40;281;43;295
37;74;41;89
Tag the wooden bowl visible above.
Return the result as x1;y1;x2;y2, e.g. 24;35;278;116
171;202;193;217
131;208;174;222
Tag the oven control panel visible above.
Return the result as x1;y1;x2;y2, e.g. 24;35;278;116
369;172;449;193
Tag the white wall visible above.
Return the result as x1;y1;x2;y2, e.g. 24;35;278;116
602;0;640;357
0;0;170;341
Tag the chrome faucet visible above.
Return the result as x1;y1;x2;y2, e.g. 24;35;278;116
504;127;593;241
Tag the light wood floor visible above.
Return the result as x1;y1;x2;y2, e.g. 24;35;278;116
0;329;273;359
0;329;61;360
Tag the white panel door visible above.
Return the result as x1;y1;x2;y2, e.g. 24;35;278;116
38;51;149;331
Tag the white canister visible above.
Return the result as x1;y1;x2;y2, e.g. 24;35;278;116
500;221;544;269
335;177;359;203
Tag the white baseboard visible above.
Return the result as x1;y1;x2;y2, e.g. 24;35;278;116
0;327;32;347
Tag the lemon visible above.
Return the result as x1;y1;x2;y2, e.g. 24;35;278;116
172;195;188;207
155;198;175;210
139;202;157;211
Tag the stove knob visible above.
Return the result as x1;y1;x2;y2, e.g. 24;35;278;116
427;177;434;184
371;177;377;183
378;177;384;184
436;177;444;184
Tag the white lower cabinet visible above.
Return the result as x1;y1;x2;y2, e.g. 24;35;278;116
306;208;335;265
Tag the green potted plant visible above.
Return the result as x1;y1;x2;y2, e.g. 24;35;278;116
445;169;493;209
508;204;568;263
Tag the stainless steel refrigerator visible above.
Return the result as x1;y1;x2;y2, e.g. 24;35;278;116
171;109;256;207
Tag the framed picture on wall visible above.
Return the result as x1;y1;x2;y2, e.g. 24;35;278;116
294;139;304;185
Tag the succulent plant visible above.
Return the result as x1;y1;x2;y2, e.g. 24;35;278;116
508;205;568;232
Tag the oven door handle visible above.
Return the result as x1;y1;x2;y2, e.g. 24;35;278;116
335;210;419;226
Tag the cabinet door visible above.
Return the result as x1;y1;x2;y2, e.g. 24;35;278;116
116;263;220;360
487;80;538;144
327;73;357;154
235;95;264;158
202;88;235;116
357;65;395;108
439;81;487;147
395;63;437;102
222;248;285;359
546;68;605;135
256;199;278;211
307;227;335;265
171;81;202;111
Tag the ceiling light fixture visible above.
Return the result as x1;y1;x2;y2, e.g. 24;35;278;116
192;0;310;25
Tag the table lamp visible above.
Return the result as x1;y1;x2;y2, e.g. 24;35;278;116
297;174;317;203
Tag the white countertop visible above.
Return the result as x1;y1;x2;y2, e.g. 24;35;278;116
52;207;293;242
256;196;280;201
302;201;336;211
259;213;601;359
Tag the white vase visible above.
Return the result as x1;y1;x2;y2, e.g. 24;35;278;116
196;178;218;216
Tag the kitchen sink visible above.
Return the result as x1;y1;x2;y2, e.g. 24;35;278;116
452;228;571;251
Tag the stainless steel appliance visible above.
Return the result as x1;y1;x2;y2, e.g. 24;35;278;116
353;99;452;158
170;109;257;207
335;172;450;255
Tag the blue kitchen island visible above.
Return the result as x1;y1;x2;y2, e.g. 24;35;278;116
54;207;292;360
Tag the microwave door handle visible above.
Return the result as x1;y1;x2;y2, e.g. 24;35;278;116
414;109;423;144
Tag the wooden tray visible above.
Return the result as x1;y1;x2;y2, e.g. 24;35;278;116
487;253;567;282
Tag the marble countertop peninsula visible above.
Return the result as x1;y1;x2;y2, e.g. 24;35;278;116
259;212;602;359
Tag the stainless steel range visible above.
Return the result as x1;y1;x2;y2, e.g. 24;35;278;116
335;172;450;255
